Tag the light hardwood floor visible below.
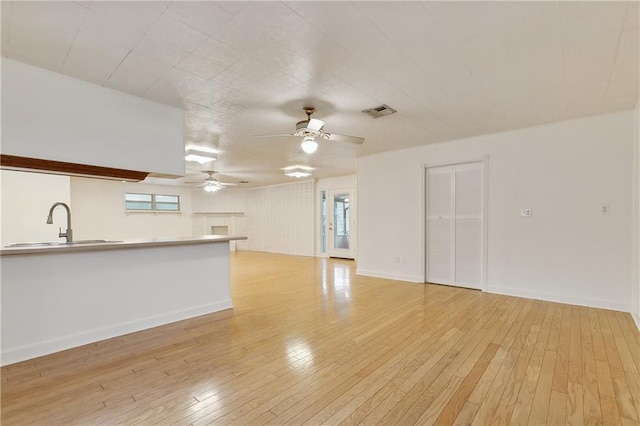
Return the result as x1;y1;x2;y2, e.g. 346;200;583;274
2;251;639;425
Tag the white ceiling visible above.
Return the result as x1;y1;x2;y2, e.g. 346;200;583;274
2;1;638;187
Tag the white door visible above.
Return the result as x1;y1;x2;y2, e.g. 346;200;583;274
328;188;355;259
426;162;483;289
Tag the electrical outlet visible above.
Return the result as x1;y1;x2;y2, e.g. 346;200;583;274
601;204;610;214
521;208;532;217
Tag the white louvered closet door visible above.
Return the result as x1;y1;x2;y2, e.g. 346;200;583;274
426;162;483;290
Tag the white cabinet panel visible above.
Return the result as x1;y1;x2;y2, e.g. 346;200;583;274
1;58;185;177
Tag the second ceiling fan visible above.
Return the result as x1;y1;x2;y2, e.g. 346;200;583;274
258;107;364;153
184;171;247;193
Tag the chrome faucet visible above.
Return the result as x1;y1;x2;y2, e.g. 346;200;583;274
47;202;73;243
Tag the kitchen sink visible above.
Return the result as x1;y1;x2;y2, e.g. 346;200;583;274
6;240;121;248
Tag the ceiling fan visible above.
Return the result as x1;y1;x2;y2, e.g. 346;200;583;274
184;171;247;193
258;107;364;154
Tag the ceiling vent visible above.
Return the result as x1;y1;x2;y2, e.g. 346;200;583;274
362;104;397;119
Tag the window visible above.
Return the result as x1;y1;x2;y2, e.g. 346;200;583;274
125;193;180;212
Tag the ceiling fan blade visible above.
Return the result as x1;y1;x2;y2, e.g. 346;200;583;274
307;118;325;131
254;133;298;138
326;133;365;144
184;181;205;185
217;182;237;186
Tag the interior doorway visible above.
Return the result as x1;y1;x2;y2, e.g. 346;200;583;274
328;188;355;259
425;161;484;290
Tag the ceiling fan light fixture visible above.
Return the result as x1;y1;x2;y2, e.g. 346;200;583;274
300;136;318;154
284;166;313;178
204;182;221;192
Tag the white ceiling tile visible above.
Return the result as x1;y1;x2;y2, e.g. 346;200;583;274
78;1;166;31
564;47;616;86
503;10;562;55
281;56;317;83
105;52;171;95
278;21;352;66
247;71;300;99
191;38;245;68
609;60;639;87
11;1;88;30
211;69;254;91
225;57;274;82
7;33;69;72
566;79;608;118
623;2;639;30
147;14;208;53
215;2;249;16
457;33;513;94
80;11;144;50
511;48;565;95
61;62;111;86
9;6;78;44
560;1;627;48
615;28;640;67
145;70;208;108
62;33;129;84
1;2;12;56
307;75;376;111
422;2;503;43
204;19;275;55
133;35;189;67
7;15;76;71
184;89;225;110
232;2;301;43
165;2;234;38
176;53;226;80
249;39;303;71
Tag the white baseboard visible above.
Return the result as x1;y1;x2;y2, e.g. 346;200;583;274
356;269;422;283
1;300;233;366
487;286;631;313
633;312;640;332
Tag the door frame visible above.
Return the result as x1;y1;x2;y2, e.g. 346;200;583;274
327;187;356;259
420;156;489;291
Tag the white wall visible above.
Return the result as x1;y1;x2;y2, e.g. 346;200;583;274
633;102;640;328
191;189;250;251
0;170;71;246
192;180;316;256
358;111;635;312
70;178;193;241
245;180;315;256
1;58;184;177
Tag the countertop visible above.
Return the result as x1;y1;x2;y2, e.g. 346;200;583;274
0;235;247;256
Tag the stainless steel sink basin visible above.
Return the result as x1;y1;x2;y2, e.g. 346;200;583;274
67;239;121;245
6;240;121;248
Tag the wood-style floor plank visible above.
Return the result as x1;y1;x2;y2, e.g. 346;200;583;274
2;251;639;425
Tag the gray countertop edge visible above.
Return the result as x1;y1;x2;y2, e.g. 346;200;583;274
0;235;248;256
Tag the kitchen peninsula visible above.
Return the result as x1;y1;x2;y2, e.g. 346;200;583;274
1;235;246;366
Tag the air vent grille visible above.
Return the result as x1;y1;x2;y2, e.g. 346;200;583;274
362;104;397;119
